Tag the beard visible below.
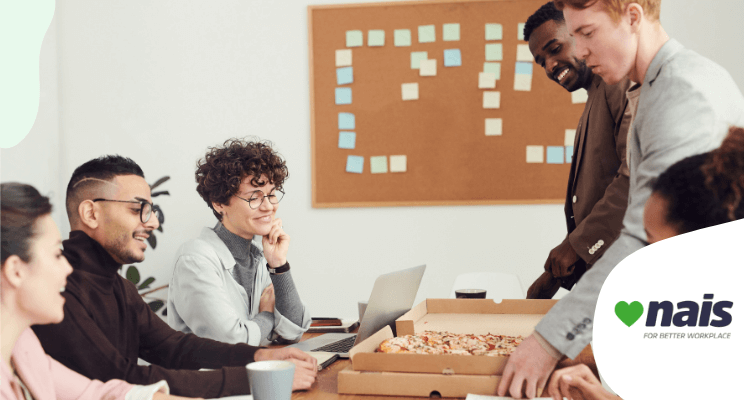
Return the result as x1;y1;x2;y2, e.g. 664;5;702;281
108;231;145;264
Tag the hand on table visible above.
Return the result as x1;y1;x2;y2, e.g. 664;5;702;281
497;334;560;398
262;218;289;268
544;237;580;278
547;364;620;400
527;271;562;299
254;347;318;391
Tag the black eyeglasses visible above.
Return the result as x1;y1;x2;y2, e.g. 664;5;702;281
234;189;285;210
92;198;160;224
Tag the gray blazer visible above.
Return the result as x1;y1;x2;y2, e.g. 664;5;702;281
535;39;744;358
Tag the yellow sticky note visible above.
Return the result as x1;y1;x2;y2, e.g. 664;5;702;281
572;89;589;104
565;129;577;146
419;59;437;76
336;49;352;67
402;83;419;101
516;44;533;62
514;74;532;91
390;155;407;172
485;118;502;136
526;145;544;163
479;72;496;89
483;91;501;109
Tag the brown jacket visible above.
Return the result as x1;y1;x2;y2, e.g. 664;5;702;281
562;75;632;287
33;231;260;398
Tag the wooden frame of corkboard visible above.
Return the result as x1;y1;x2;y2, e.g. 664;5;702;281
309;0;585;208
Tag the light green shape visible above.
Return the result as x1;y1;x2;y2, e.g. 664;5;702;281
443;23;460;41
483;62;501;79
346;30;363;47
518;23;526;40
368;30;385;46
485;43;503;61
394;29;411;47
485;23;503;40
410;51;428;69
418;25;435;43
1;0;55;148
370;156;388;174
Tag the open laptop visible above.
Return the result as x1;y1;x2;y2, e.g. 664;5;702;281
289;264;425;358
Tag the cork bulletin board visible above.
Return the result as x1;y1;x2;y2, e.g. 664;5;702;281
309;0;587;208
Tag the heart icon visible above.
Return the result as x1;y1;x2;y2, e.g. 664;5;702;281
615;301;644;327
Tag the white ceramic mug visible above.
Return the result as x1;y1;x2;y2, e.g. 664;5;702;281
246;360;295;400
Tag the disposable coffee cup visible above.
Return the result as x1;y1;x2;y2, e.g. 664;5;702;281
358;301;368;323
246;360;295;400
455;289;487;299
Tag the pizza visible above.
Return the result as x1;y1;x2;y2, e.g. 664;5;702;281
376;331;524;356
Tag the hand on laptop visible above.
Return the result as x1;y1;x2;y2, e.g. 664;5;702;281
259;284;275;313
263;217;289;268
254;347;318;390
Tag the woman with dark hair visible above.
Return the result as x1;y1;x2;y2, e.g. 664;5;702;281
645;126;744;243
167;138;311;351
0;183;189;400
545;127;744;400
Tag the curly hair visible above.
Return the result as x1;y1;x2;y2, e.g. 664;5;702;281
553;0;661;22
195;138;288;221
524;2;564;42
652;126;744;235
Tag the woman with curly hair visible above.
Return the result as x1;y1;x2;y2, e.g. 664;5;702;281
544;127;744;400
167;138;311;349
644;126;744;243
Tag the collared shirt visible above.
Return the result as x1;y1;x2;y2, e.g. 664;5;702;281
168;227;311;346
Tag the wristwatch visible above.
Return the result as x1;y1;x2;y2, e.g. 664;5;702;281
267;261;290;275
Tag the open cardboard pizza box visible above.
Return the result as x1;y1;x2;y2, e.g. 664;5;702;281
349;298;557;375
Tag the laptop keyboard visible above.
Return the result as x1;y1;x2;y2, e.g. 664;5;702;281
311;335;356;353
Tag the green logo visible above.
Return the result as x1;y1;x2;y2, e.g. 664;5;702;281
615;301;644;327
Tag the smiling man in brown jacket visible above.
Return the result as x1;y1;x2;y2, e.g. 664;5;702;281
524;1;631;299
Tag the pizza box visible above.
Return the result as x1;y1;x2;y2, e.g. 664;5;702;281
349;298;557;375
337;364;504;398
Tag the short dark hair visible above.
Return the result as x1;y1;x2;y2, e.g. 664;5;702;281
66;155;145;222
653;126;744;234
195;138;289;221
524;1;565;42
1;183;53;265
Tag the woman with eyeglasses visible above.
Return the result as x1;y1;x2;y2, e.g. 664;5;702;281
0;183;194;400
166;138;313;389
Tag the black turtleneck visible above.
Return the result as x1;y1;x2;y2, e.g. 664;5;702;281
32;231;260;397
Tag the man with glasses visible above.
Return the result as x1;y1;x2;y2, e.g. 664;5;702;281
167;138;311;348
33;154;317;398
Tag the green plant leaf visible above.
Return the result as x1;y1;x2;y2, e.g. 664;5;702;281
161;308;168;317
148;300;165;312
138;277;155;290
157;225;163;233
126;266;141;285
146;234;157;250
150;176;170;191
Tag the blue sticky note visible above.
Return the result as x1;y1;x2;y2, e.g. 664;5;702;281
338;113;355;130
547;146;565;164
337;67;353;85
515;62;533;75
346;155;364;173
566;146;574;163
338;132;356;149
443;49;461;67
335;88;352;105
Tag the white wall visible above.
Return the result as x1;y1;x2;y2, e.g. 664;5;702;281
3;0;743;319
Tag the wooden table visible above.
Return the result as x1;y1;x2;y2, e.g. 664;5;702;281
291;331;600;400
